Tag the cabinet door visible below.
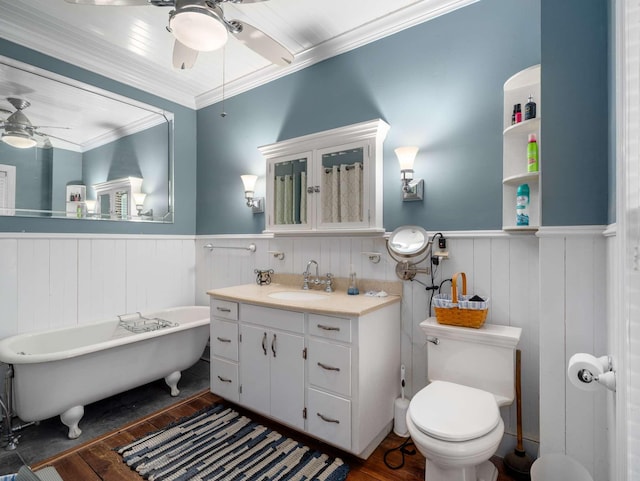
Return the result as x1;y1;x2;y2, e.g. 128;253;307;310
315;141;370;230
269;330;305;429
266;153;312;232
239;324;270;416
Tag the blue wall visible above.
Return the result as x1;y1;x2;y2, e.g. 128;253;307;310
197;0;542;234
540;0;609;226
0;39;197;234
0;143;52;212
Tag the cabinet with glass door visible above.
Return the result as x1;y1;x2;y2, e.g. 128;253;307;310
260;119;389;234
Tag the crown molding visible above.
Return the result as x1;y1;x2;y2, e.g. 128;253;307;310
194;0;479;109
0;0;477;110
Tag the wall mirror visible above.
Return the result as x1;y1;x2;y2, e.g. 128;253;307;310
0;55;174;222
386;225;432;281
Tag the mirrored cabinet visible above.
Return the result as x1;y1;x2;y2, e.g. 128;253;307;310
259;119;390;234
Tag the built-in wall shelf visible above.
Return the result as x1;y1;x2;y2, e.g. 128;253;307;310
502;64;541;232
503;172;540;185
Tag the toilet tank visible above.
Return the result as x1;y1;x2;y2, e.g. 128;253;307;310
420;318;522;406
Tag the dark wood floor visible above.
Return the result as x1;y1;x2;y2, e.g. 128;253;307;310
32;390;517;481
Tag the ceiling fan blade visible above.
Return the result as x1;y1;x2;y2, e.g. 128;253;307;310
226;0;271;3
64;0;150;5
0;108;12;115
32;125;71;130
172;40;199;70
231;21;293;67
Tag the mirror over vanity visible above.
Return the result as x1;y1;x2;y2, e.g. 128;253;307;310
0;55;174;222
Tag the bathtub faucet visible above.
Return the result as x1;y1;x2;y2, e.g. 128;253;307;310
302;260;333;292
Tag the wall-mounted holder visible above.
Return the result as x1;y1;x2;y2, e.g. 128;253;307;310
203;243;256;253
268;251;285;260
362;252;381;264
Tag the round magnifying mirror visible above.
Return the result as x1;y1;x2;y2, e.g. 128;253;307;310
387;225;430;258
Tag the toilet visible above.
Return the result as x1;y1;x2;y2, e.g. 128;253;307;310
406;318;521;481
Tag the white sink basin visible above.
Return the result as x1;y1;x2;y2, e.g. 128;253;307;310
268;291;329;301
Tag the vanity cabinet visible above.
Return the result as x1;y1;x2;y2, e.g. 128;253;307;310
209;293;400;458
502;64;541;231
210;298;240;403
238;305;305;430
259;119;390;234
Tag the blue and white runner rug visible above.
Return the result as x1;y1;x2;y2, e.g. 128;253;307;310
116;404;350;481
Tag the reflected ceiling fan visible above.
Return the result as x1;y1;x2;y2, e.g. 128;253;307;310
0;98;69;149
64;0;295;70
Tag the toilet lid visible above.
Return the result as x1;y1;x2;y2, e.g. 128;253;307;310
409;381;500;442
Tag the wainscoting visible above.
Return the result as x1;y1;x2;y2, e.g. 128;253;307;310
0;228;612;478
194;231;541;456
0;234;196;339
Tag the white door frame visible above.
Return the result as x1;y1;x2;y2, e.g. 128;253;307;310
0;163;16;216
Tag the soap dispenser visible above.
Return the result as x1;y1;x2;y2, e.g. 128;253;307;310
348;270;359;295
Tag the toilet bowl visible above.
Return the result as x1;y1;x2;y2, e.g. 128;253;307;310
531;454;593;481
407;381;504;481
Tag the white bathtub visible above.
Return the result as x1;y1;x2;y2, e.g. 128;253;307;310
0;306;210;439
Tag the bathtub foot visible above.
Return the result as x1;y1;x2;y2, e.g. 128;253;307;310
164;371;181;396
60;405;84;439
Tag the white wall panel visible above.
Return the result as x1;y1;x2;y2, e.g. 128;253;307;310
2;235;196;340
49;239;78;329
0;239;18;339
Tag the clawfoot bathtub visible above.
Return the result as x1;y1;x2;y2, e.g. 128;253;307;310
0;306;209;439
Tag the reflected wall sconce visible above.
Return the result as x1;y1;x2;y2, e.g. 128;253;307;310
395;146;424;202
241;174;264;214
133;192;153;218
84;199;96;217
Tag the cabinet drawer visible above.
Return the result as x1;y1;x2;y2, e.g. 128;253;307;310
211;319;238;361
210;359;239;402
308;339;351;397
211;298;238;321
241;303;304;333
307;388;351;451
308;314;351;343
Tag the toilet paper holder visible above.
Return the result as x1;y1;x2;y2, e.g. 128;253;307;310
568;353;616;392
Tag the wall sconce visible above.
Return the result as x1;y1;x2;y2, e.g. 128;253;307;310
395;146;424;202
84;199;96;217
133;192;153;218
240;174;264;214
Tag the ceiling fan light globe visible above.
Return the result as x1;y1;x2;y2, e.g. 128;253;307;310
1;132;37;149
169;9;228;51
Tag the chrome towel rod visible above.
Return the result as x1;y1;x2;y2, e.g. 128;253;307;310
203;243;256;252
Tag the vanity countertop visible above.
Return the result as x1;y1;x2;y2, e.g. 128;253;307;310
207;283;401;317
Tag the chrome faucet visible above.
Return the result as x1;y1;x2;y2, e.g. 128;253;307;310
302;260;334;292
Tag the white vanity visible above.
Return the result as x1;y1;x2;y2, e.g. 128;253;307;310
207;283;401;459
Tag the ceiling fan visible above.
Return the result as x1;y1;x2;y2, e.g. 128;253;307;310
0;98;68;149
63;0;295;70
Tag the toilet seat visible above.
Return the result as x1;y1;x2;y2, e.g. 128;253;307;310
409;380;500;442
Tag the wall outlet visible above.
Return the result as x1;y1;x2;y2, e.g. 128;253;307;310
438;237;447;249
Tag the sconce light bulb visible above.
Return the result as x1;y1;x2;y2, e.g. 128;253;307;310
395;146;419;171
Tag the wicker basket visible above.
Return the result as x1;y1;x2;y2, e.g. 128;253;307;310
433;272;488;328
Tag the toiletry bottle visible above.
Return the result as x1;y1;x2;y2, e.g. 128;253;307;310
511;104;517;125
525;95;537;120
516;183;530;226
527;134;538;172
348;271;359;295
515;104;522;123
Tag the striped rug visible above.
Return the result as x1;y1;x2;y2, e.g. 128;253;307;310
116;404;350;481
